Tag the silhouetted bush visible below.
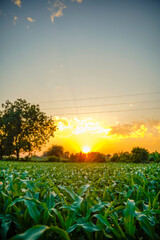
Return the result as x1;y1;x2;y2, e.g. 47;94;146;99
87;152;106;162
110;153;119;162
149;151;160;163
69;152;106;162
119;152;130;162
130;147;149;163
47;156;61;162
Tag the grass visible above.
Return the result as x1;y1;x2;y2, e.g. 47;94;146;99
0;161;160;240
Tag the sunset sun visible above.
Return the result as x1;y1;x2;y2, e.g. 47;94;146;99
82;146;91;153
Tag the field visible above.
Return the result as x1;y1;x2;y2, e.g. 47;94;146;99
0;161;160;240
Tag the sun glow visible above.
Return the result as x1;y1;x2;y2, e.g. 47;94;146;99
82;146;91;153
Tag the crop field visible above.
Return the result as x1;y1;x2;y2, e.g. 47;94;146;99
0;162;160;240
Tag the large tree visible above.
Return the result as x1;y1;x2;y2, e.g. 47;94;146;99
0;99;56;160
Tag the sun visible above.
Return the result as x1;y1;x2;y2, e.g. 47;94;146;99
82;146;91;153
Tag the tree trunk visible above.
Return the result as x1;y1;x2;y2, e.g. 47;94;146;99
16;149;19;161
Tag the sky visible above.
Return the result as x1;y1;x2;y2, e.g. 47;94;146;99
0;0;160;154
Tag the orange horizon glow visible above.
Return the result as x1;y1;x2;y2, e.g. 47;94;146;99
39;116;160;155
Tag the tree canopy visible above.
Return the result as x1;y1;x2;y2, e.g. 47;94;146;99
43;145;64;157
0;99;56;160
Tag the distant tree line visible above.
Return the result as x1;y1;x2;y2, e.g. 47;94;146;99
43;145;160;163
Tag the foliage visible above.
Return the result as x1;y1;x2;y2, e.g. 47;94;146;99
0;161;159;240
87;152;106;162
0;99;56;160
110;152;130;163
119;152;130;162
43;145;64;157
130;147;149;163
110;148;150;163
69;152;106;162
149;151;160;163
110;153;119;162
47;156;61;162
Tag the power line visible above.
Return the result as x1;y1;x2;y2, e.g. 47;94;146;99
53;107;160;116
42;100;160;111
40;91;160;104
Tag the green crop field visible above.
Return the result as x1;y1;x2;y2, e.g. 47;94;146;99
0;162;160;240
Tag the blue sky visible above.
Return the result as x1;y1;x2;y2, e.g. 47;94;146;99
0;0;160;153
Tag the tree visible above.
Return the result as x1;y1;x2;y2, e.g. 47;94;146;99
110;153;119;162
0;99;56;160
130;147;149;163
43;145;64;157
87;152;106;162
119;152;130;162
64;151;70;159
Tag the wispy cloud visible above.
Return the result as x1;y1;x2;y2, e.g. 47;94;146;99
48;0;66;23
71;0;83;3
27;17;35;22
13;16;18;25
11;0;22;8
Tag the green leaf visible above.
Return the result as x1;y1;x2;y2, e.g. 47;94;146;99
137;214;159;240
23;200;40;224
94;214;124;239
59;185;77;200
46;192;56;210
86;202;108;220
1;220;11;240
77;184;90;196
7;197;40;223
93;214;110;227
61;196;83;213
124;199;135;237
10;225;48;240
50;208;66;229
67;222;101;233
111;214;127;239
152;191;160;209
49;226;70;240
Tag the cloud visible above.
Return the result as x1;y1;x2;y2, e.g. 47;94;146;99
108;120;160;139
54;117;111;136
11;0;22;8
48;0;83;23
54;117;160;141
48;0;66;23
0;9;2;16
108;122;147;138
109;123;133;136
27;17;35;22
54;117;70;130
13;16;18;25
72;118;111;135
71;0;83;3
